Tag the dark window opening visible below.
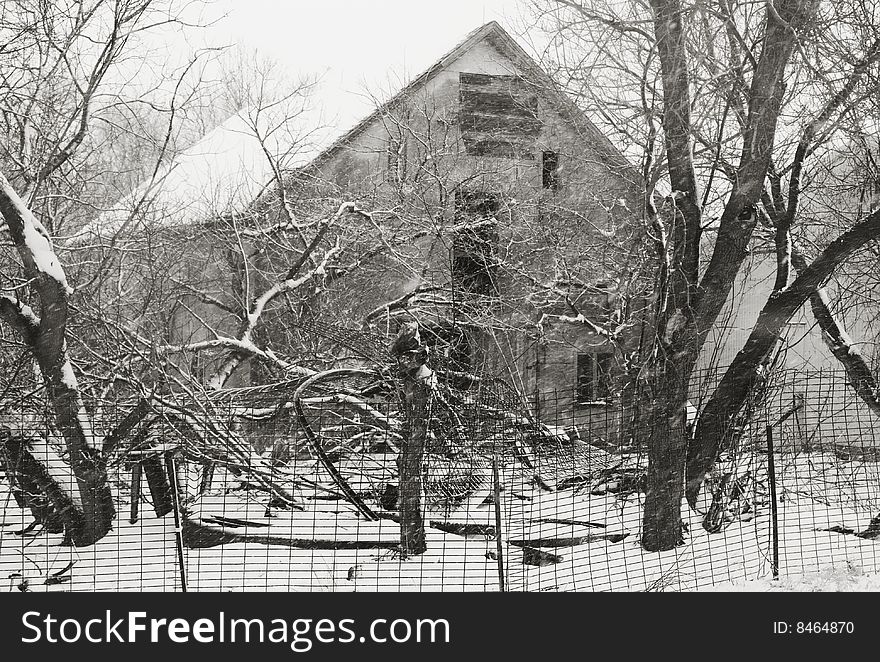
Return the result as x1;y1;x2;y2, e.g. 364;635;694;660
542;150;560;190
451;191;500;296
576;352;612;403
422;322;473;375
455;190;501;219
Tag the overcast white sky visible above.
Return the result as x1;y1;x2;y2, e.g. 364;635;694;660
200;0;539;132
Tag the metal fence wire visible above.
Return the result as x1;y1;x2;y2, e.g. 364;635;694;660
2;367;880;592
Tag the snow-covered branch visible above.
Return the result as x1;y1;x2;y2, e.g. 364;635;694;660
0;295;41;340
0;169;115;545
202;202;367;389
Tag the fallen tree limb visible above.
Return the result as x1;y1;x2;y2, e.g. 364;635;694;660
376;512;496;537
292;368;380;520
508;532;630;548
532;517;607;529
182;518;397;550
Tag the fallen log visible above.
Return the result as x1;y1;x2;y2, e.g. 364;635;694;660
182;518;398;550
201;515;271;529
428;521;496;537
508;532;630;548
532;517;606;529
858;514;880;539
824;519;880;540
376;511;496;537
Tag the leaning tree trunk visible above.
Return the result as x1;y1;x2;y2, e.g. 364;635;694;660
791;249;880;415
2;431;67;533
688;207;880;507
0;172;114;546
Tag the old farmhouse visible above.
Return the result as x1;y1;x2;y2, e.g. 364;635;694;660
74;21;649;439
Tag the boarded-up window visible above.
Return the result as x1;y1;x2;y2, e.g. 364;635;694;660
459;73;540;159
576;352;612;403
452;190;500;296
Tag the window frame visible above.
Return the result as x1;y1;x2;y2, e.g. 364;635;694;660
576;351;612;405
450;190;502;297
542;150;560;191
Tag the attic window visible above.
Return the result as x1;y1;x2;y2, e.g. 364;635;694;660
459;73;540;159
542;151;560;190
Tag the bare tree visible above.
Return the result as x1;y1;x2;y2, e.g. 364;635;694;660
1;172;115;544
533;0;880;550
0;0;216;545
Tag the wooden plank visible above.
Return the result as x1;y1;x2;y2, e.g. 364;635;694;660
460;90;538;117
461;135;535;159
460;113;542;135
459;73;537;100
460;72;520;87
129;463;141;524
142;455;173;517
101;398;151;456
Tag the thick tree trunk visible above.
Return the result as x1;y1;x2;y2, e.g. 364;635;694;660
688;208;880;506
639;0;815;551
642;360;690;550
40;356;115;545
399;377;429;557
0;172;115;545
639;0;825;549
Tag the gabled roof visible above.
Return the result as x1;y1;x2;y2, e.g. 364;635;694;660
66;105;330;245
71;22;638;245
307;21;637;176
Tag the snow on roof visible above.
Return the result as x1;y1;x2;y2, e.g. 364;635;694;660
69;21;637;246
70;24;505;246
67;103;333;245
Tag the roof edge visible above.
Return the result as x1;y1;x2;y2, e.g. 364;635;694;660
302;21;640;182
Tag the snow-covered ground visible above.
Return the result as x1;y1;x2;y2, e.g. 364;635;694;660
2;449;880;592
706;565;880;591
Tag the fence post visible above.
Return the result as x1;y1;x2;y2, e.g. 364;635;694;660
766;424;779;580
129;462;142;524
492;453;505;592
165;450;188;592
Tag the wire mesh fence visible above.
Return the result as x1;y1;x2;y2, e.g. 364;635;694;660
3;366;880;592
